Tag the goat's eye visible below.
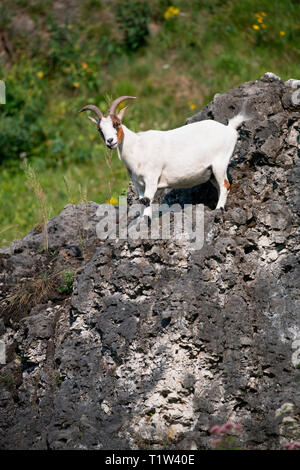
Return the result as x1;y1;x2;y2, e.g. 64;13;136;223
113;123;119;129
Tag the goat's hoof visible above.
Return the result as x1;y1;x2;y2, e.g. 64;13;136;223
140;197;150;207
214;207;225;223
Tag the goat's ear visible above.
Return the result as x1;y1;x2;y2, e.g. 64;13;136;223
117;106;128;121
87;115;99;125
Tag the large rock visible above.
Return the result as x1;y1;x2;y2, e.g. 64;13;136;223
0;74;299;449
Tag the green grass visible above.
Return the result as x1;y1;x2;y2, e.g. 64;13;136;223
0;0;299;246
0;151;128;245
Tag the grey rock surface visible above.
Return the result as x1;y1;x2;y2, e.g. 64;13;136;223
0;74;299;449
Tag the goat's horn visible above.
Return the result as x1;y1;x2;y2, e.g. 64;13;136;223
109;96;136;116
78;105;103;121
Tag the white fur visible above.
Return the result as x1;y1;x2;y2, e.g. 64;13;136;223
100;113;249;218
99;117;119;148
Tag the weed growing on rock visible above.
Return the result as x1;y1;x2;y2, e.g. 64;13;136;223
210;422;243;450
24;163;51;252
1;271;57;321
58;270;75;294
0;370;16;390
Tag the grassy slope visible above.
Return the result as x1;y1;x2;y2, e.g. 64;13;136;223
0;0;299;246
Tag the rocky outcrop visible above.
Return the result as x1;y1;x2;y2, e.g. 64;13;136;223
0;74;299;449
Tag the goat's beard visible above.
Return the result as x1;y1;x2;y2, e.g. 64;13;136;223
107;142;118;150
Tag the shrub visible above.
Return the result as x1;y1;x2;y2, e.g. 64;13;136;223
58;270;75;294
0;63;46;164
115;0;150;51
0;117;30;164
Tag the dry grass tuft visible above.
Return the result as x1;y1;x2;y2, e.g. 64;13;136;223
24;163;51;252
0;269;73;323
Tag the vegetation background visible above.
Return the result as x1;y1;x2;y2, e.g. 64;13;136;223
0;0;299;247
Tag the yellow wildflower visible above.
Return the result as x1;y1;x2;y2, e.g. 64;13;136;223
255;11;266;18
252;24;260;30
189;103;196;111
257;17;263;23
67;24;73;29
280;30;286;36
86;67;92;73
106;196;118;205
261;23;267;28
37;71;44;79
164;6;180;20
81;62;88;69
73;82;80;88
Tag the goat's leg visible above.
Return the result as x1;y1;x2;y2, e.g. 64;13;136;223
133;180;144;199
212;163;230;210
140;178;159;220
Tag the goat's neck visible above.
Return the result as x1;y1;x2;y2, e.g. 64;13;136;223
117;125;139;167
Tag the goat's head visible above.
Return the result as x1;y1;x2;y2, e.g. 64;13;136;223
79;96;136;149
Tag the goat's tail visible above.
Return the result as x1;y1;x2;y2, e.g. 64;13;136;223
228;112;251;130
227;101;253;130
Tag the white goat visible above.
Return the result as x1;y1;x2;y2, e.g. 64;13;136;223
79;96;248;219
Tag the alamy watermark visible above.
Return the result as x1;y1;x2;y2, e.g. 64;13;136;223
0;340;6;365
290;80;300;106
96;196;204;251
292;337;300;369
0;80;5;104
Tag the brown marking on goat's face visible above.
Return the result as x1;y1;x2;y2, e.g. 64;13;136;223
110;114;124;144
117;125;124;144
224;179;230;189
